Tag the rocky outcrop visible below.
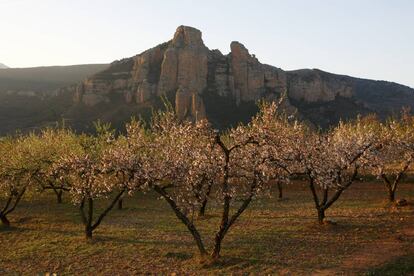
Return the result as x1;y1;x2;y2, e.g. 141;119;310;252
75;26;211;120
158;26;209;119
287;69;352;102
73;25;414;127
74;26;291;120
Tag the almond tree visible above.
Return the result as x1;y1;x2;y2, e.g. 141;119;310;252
147;104;294;260
0;134;43;227
297;117;379;224
210;128;271;259
146;110;216;256
209;102;301;259
366;113;414;203
55;122;146;239
101;119;150;210
31;128;80;204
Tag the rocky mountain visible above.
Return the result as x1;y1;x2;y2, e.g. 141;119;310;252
1;26;413;135
0;63;9;69
74;26;414;129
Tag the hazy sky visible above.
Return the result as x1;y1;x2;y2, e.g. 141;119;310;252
1;0;413;87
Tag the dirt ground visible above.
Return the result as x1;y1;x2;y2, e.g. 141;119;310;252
0;180;413;275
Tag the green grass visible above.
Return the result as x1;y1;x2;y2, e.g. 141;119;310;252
364;254;414;275
0;181;413;274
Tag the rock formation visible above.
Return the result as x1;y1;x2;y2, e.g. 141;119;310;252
74;26;290;121
74;25;414;128
287;69;352;102
75;26;210;120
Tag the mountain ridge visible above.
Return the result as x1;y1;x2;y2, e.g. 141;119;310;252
73;25;414;129
1;26;413;135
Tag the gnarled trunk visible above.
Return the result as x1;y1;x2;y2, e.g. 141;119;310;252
85;226;93;239
118;198;123;210
198;180;213;217
212;233;224;260
277;181;283;199
317;208;325;224
153;185;207;257
387;187;396;203
0;187;27;228
0;214;10;227
198;199;207;217
79;190;126;241
56;190;63;204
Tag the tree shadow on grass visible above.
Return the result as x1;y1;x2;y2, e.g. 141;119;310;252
200;255;282;272
0;224;34;233
41;228;80;237
92;235;195;248
164;251;193;260
364;254;414;275
0;225;18;232
211;220;389;269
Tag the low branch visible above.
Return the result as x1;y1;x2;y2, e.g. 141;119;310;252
91;189;126;230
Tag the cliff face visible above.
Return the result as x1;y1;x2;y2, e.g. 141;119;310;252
75;26;210;120
74;26;414;128
75;26;290;121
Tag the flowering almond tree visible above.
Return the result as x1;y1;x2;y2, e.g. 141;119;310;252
146;110;217;257
297;117;379;224
31;128;80;204
247;101;307;180
101;119;150;210
55;122;146;239
147;104;296;260
208;102;302;259
210;129;270;260
0;134;44;227
365;113;414;203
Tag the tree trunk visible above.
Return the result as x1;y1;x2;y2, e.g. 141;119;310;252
212;233;224;260
198;198;207;217
212;192;231;260
199;180;213;218
56;191;63;204
277;181;283;199
0;214;10;227
317;208;325;224
388;187;395;203
153;186;207;256
118;198;123;210
85;226;93;239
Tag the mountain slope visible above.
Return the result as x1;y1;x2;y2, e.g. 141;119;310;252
0;64;108;92
0;64;108;135
0;63;9;69
1;26;413;135
73;26;414;130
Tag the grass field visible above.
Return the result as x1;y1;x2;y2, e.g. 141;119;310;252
1;180;413;275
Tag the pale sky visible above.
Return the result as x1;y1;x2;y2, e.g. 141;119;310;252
1;0;413;88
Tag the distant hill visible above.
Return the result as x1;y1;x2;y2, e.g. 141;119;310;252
0;63;9;69
0;64;108;92
0;64;108;135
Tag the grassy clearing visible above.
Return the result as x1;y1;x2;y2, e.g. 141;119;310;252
0;180;413;274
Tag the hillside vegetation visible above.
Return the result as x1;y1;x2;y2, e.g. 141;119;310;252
0;64;108;92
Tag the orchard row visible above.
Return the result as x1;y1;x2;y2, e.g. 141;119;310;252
1;102;413;261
